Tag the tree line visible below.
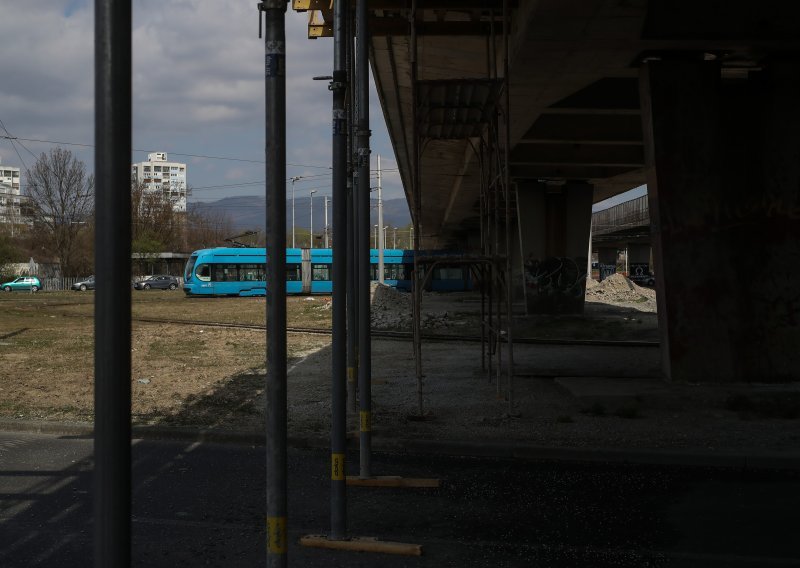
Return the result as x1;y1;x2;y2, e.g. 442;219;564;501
0;147;233;277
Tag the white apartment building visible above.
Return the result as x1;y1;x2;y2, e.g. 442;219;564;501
131;152;188;212
0;161;22;226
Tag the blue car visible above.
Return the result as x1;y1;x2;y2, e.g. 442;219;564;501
1;276;42;292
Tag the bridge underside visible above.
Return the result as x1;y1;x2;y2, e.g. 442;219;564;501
299;0;800;381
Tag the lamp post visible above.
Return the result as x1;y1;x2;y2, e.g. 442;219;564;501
373;224;378;249
393;227;397;249
290;176;301;248
309;189;317;249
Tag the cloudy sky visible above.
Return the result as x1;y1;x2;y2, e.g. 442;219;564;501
0;0;405;211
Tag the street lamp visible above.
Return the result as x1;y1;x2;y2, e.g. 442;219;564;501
373;224;378;249
392;227;397;249
290;176;301;248
309;189;317;249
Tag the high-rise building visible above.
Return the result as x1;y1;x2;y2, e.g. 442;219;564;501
0;161;22;226
131;152;188;212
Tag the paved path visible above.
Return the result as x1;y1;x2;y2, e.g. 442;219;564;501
2;431;800;567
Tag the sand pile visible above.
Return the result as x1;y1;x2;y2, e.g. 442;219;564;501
585;273;656;306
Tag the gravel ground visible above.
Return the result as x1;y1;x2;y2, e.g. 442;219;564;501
231;277;799;454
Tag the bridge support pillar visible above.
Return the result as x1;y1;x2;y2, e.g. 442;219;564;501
627;244;652;282
517;181;593;314
641;58;800;382
596;247;617;281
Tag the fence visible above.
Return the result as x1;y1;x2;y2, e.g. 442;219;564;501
591;195;649;236
37;276;185;291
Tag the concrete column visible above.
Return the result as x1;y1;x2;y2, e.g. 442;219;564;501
517;181;593;314
641;58;800;382
627;243;651;281
597;247;617;281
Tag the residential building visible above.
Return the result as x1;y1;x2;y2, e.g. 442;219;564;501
0;161;22;228
131;152;188;212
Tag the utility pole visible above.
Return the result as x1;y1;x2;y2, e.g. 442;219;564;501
309;189;317;248
324;195;329;248
290;176;300;248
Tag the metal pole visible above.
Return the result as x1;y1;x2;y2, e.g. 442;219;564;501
373;224;378;249
356;0;372;478
291;176;298;248
377;154;384;283
324;196;329;248
410;0;424;416
94;1;131;565
503;0;515;409
310;189;317;248
261;1;288;565
346;2;358;413
330;0;348;539
393;227;397;249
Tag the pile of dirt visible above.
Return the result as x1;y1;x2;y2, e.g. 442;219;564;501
369;283;452;329
585;273;656;309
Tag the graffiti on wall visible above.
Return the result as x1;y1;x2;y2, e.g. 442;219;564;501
524;256;588;313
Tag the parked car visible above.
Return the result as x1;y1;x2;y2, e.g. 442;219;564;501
71;276;96;292
630;273;656;287
1;276;42;292
133;275;179;290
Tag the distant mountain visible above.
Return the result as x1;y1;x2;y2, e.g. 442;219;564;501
189;195;411;234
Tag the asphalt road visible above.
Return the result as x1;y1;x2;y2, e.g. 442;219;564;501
1;431;798;568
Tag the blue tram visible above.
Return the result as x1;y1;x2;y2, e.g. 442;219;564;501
182;247;471;297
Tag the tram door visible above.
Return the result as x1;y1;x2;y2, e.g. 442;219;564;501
301;249;312;294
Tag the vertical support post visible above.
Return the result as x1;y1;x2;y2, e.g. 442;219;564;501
94;1;131;565
324;196;329;248
262;1;288;565
346;6;358;412
410;0;424;417
377;154;384;283
502;0;514;409
356;0;372;478
330;0;349;539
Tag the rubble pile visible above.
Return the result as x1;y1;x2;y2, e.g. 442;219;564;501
369;283;452;329
585;273;656;305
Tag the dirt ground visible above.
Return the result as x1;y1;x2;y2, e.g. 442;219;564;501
2;280;797;452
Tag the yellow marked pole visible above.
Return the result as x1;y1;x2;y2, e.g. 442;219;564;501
331;453;346;481
360;410;371;433
267;516;287;555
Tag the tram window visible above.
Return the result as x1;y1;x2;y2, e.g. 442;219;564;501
286;263;301;281
213;264;239;282
239;264;263;281
312;264;330;281
196;264;211;282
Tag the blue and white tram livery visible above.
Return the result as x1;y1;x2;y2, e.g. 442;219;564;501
183;246;471;297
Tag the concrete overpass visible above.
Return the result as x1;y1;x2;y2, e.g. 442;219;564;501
297;0;800;381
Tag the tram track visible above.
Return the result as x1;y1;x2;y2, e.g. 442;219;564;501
132;316;658;347
5;301;659;347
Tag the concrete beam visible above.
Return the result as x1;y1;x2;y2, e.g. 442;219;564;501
511;143;644;167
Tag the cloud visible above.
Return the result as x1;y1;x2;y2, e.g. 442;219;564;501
0;1;406;202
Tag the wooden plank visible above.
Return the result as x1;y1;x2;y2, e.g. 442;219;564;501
300;535;423;556
346;475;441;488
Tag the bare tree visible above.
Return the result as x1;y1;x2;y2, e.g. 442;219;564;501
25;148;94;276
185;207;233;250
131;181;182;255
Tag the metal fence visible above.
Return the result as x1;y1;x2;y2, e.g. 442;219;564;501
38;276;185;291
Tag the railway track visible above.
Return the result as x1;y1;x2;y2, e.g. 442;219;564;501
3;300;659;347
132;316;658;347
